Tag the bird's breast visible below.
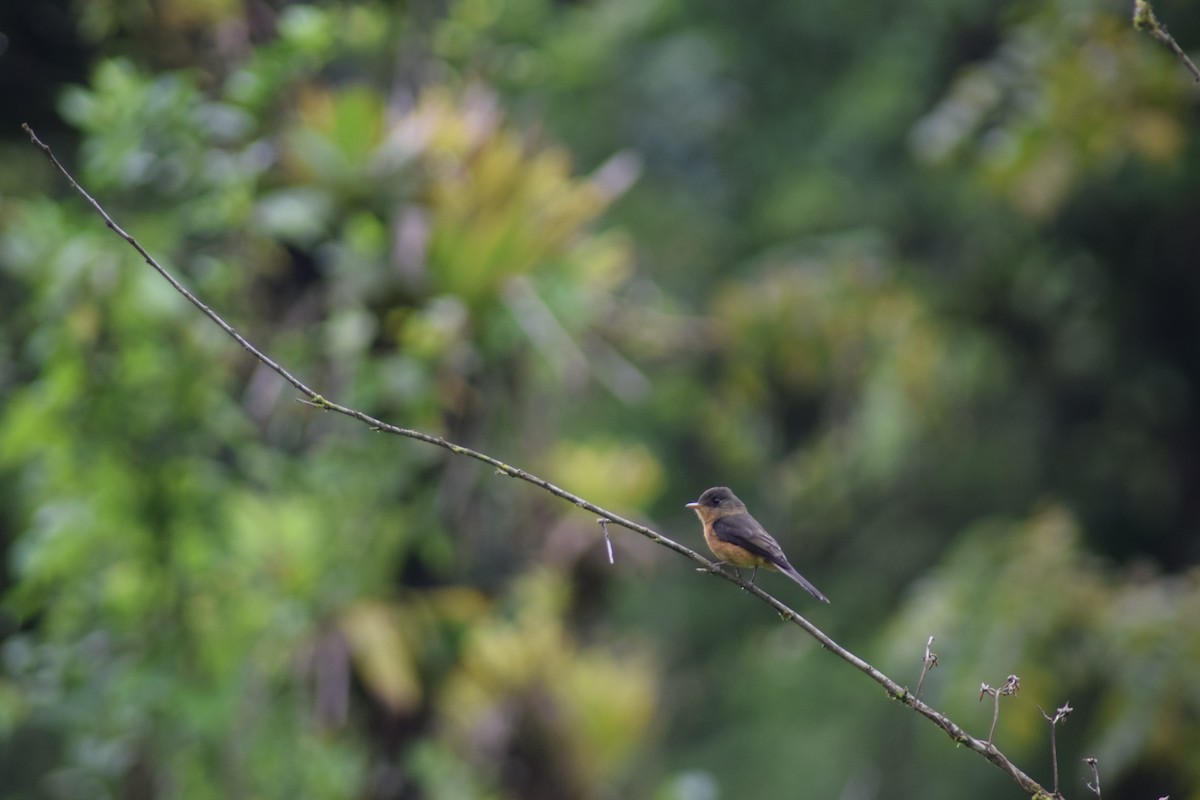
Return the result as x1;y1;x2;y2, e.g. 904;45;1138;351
704;526;774;569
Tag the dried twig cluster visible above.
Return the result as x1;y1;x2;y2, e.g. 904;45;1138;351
979;674;1022;745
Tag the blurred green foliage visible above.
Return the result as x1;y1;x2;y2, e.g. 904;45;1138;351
2;0;1199;798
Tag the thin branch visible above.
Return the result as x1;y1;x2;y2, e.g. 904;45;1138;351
915;635;938;698
1133;0;1200;83
23;123;1053;799
596;518;615;564
1039;702;1073;797
1084;756;1101;799
980;675;1021;746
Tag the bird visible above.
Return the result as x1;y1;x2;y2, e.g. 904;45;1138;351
686;486;829;603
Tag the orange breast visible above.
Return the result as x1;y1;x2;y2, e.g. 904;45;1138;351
704;525;775;569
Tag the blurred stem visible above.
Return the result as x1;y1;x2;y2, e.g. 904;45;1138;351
25;123;1053;799
1133;0;1200;83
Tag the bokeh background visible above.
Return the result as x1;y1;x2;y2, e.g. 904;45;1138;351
2;0;1199;798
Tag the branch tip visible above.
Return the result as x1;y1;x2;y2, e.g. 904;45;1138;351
1132;0;1200;82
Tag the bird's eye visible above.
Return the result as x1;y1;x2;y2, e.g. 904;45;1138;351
710;497;720;506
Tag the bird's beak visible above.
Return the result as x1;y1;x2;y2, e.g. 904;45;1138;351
685;501;700;509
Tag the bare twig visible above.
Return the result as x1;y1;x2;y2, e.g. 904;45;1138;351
915;635;939;698
596;518;615;564
23;124;1053;799
1084;756;1101;799
1133;0;1200;83
979;675;1021;745
1039;702;1073;796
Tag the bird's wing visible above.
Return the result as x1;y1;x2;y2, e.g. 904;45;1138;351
711;514;787;566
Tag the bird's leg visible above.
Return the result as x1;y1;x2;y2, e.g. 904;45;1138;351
749;567;758;586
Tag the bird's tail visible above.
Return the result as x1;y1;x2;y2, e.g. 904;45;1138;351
779;562;830;603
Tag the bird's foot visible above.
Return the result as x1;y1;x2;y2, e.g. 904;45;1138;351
698;562;750;589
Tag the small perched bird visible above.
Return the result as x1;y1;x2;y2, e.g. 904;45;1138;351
687;486;829;603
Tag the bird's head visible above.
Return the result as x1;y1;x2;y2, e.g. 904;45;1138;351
686;486;747;520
